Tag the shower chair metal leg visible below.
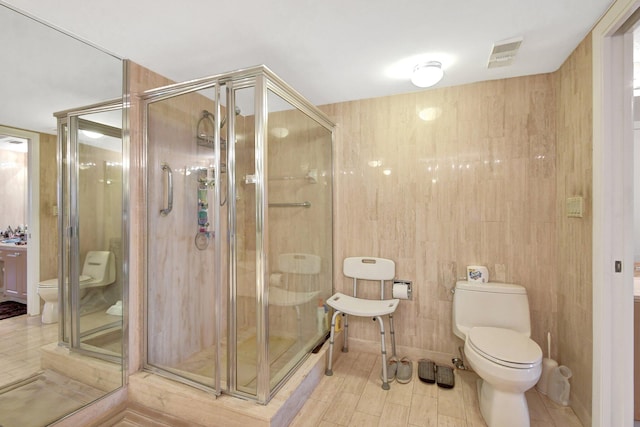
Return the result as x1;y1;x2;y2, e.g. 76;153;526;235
388;313;397;357
375;315;390;390
325;310;341;376
294;306;302;343
342;313;349;352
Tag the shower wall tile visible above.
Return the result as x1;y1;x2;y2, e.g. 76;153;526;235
320;72;558;365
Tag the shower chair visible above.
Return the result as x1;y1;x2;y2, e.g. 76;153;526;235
324;257;399;390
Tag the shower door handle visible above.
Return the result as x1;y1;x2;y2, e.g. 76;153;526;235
160;162;173;216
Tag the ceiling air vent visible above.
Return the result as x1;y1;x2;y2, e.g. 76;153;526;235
488;37;523;68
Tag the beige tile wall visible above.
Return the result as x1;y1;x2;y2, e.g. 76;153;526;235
320;74;558;358
555;35;593;426
39;132;58;280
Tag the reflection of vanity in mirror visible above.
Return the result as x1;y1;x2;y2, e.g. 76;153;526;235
0;2;125;426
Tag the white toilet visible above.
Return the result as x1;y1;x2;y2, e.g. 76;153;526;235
453;281;542;427
37;251;116;324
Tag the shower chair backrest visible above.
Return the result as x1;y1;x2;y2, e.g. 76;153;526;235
274;253;321;293
343;257;395;299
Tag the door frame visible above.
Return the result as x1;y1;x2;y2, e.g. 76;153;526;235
593;0;639;425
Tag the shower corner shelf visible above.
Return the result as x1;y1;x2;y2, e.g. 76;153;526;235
197;135;227;150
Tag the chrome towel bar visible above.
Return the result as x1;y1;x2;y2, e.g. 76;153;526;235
268;201;311;208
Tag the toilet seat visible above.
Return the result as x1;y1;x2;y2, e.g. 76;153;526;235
38;275;92;288
468;326;542;369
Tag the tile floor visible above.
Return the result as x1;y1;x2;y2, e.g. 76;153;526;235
291;349;583;427
0;311;57;387
0;309;587;427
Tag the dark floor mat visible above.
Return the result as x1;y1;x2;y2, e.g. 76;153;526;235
0;301;26;320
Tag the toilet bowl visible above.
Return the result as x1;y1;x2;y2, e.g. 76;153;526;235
464;326;542;427
37;251;115;324
37;275;91;324
453;281;542;427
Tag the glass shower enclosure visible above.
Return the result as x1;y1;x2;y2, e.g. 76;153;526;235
143;66;334;403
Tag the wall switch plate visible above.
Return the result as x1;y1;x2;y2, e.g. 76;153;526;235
566;196;584;218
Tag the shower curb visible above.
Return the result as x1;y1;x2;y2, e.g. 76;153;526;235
127;335;340;427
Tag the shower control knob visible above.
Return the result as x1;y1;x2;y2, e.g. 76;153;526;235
195;232;209;250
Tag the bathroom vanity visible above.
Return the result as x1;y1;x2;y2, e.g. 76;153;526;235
0;245;27;302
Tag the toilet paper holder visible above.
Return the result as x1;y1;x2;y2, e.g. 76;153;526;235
392;280;412;300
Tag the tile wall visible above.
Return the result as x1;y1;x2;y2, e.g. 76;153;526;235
320;73;558;357
555;35;593;426
39;132;58;280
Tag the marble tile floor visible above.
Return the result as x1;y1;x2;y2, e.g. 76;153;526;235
0;309;124;427
0;369;105;427
0;309;121;389
0;313;57;387
290;349;584;427
0;311;586;427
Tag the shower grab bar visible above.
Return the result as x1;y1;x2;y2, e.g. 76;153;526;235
160;162;173;216
268;201;311;208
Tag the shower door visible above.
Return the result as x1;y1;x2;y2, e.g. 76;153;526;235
230;77;335;401
145;84;224;393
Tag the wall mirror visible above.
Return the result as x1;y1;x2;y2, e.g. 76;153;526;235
0;2;124;426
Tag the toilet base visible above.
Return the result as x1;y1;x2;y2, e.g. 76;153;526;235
477;379;530;427
41;302;58;324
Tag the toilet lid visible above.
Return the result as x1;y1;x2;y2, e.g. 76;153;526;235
468;327;542;369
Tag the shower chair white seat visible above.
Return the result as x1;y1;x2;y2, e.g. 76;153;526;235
325;257;399;390
269;287;319;307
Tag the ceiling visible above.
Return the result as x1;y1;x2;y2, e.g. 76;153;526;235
4;0;614;112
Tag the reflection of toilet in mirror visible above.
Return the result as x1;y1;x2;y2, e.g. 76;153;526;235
37;251;116;324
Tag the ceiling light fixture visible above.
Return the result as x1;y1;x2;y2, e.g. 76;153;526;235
411;61;444;88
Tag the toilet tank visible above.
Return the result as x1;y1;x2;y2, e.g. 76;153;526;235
82;251;116;286
452;281;532;340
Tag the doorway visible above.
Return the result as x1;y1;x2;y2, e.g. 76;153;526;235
0;125;40;315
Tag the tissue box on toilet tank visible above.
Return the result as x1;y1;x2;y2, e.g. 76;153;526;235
467;266;489;283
